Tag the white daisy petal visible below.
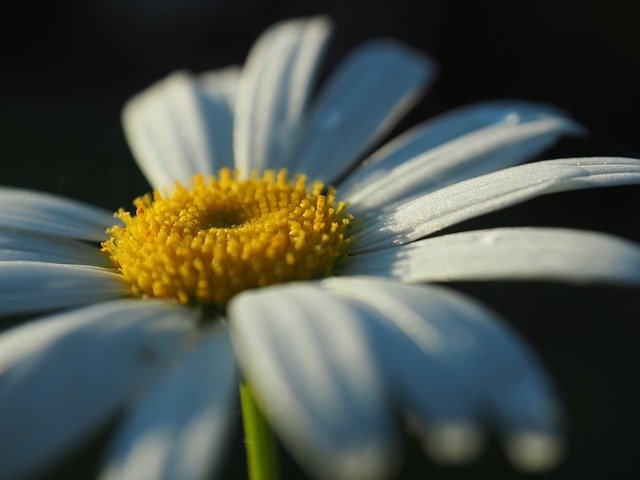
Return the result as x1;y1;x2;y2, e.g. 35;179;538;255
101;328;236;480
196;66;240;171
322;276;564;472
320;277;483;465
0;261;127;316
234;17;333;174
352;157;640;251
0;187;117;241
0;302;122;377
229;283;397;480
342;227;640;286
291;39;437;183
338;100;573;193
342;106;583;212
0;299;197;480
0;229;109;266
123;70;237;189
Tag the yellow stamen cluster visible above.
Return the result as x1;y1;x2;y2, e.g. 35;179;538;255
102;169;353;307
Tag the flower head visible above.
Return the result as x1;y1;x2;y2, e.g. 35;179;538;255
102;170;352;306
1;16;640;480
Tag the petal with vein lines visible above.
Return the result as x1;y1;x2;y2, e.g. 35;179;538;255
0;261;127;316
0;187;117;241
123;69;238;189
341;227;640;287
230;283;397;480
320;277;483;465
352;157;640;251
290;40;437;183
100;328;236;480
234;17;332;174
321;276;564;472
338;100;572;193
341;106;583;212
0;230;108;266
0;299;196;480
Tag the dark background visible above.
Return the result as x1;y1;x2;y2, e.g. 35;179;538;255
2;1;639;479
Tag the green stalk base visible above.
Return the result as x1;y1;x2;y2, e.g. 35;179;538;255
240;381;280;480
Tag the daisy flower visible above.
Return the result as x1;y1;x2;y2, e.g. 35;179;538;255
1;16;640;480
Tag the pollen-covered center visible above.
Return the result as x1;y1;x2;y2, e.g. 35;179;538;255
102;169;353;306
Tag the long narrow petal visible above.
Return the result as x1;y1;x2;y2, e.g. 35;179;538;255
290;40;437;183
234;17;333;174
0;229;109;266
338;100;572;193
0;261;127;316
123;69;238;189
352;157;640;251
0;299;197;480
322;276;564;472
341;227;640;287
341;106;583;212
229;283;397;480
0;187;117;241
100;328;236;480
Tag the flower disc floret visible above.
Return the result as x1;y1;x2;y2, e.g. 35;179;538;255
102;169;353;306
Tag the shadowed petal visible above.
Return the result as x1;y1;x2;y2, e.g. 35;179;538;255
352;157;640;251
100;328;236;480
0;261;127;317
229;283;397;480
123;69;238;189
342;227;640;287
322;276;564;472
196;66;240;171
320;277;483;465
291;39;437;183
0;299;197;480
0;187;118;241
234;17;333;174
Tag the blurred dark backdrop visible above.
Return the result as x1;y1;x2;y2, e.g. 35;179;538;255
1;1;639;479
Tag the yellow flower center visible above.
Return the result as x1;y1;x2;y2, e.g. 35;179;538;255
101;169;353;307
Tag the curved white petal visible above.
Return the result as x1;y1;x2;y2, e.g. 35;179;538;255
353;157;640;251
342;227;640;287
318;278;483;465
342;107;583;212
123;69;238;189
290;39;437;183
322;276;564;471
0;229;109;266
0;299;197;480
234;17;333;174
229;283;397;480
0;187;117;241
338;100;574;194
0;261;127;316
100;328;236;480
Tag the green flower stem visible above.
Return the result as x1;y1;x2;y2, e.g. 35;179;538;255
240;381;280;480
